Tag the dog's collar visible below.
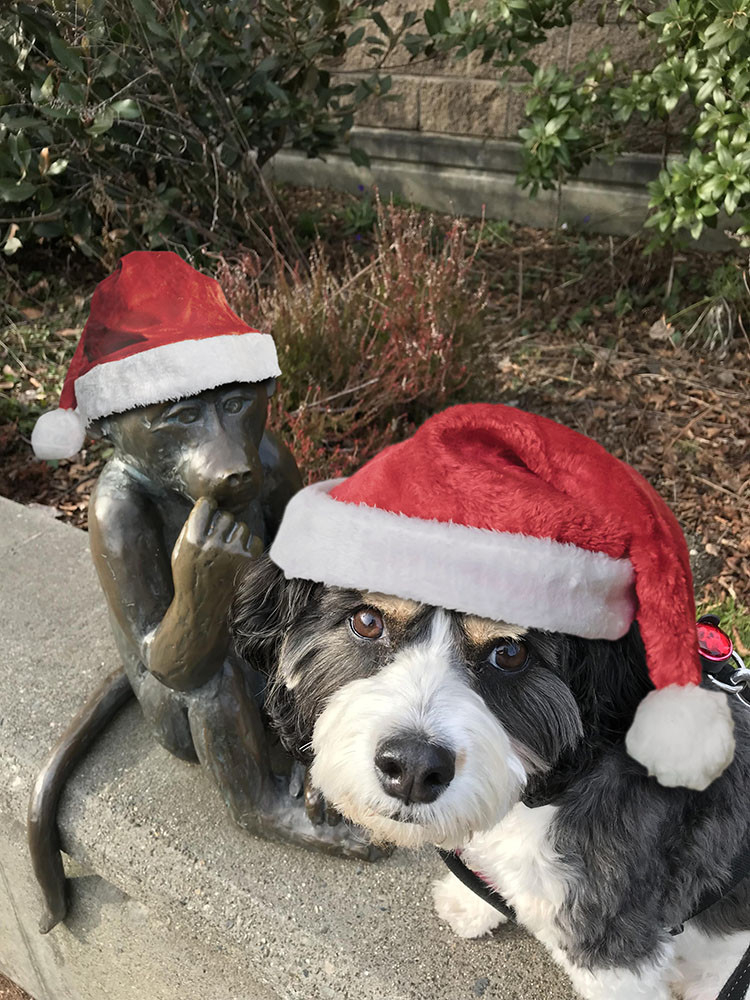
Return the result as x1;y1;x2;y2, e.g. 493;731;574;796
437;848;516;922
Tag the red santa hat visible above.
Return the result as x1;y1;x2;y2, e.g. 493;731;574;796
269;403;734;791
31;251;280;460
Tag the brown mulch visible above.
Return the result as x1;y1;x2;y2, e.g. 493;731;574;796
0;191;748;624
0;974;30;1000
471;227;750;615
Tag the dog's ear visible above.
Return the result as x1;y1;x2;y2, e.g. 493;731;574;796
231;554;319;671
568;623;652;735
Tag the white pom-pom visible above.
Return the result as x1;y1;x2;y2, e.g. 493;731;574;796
626;684;735;790
31;408;86;460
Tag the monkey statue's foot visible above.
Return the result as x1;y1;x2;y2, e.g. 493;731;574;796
234;769;390;862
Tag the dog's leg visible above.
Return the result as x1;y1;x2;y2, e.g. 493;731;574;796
561;955;674;1000
670;924;750;1000
432;872;508;938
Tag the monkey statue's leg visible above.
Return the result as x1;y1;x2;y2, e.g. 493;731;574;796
187;656;277;821
27;668;133;933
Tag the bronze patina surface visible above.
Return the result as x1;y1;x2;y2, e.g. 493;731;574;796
28;380;377;934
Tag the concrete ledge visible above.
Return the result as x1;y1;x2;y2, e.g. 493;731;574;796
269;126;657;238
0;496;574;1000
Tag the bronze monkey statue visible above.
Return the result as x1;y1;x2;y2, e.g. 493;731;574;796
28;252;377;935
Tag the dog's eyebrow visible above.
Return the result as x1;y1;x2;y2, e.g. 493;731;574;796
362;592;422;622
462;615;527;647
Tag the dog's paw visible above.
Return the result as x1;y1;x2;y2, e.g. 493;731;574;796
432;872;508;939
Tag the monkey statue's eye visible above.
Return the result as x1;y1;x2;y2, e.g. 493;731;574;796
223;397;246;414
349;608;385;640
487;640;528;672
166;405;200;425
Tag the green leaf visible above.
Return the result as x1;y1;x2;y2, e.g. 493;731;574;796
434;0;450;24
0;178;37;202
703;22;734;49
371;11;391;36
47;158;68;176
544;114;568;135
48;34;85;75
86;108;114;136
110;99;142;120
31;73;55;104
347;26;365;46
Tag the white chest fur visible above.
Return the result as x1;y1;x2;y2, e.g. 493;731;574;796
460;803;569;948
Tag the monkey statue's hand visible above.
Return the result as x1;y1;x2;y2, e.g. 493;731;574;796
301;766;344;827
146;497;263;690
171;496;263;600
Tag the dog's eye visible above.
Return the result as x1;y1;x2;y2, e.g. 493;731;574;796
487;640;528;672
350;608;385;640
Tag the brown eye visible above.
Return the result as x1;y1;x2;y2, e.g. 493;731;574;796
488;639;528;672
350;608;385;640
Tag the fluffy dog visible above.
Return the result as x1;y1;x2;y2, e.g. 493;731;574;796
233;559;750;1000
232;403;749;1000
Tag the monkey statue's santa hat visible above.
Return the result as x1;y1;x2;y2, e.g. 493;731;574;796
31;251;280;460
270;403;735;792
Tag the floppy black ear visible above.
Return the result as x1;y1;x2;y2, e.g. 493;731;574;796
230;554;319;672
566;623;652;737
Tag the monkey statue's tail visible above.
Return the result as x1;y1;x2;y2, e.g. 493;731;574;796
27;667;133;933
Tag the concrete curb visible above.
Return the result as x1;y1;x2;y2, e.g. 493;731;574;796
268;126;730;249
0;496;574;1000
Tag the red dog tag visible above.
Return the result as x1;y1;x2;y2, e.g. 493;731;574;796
697;621;734;662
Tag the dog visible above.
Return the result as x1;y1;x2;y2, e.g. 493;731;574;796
232;553;750;1000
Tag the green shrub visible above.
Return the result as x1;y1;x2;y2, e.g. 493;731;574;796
409;0;750;246
0;0;403;259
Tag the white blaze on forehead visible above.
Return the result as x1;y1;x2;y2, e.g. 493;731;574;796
309;609;526;850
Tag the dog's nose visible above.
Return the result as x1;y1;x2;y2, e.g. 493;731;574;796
374;736;455;804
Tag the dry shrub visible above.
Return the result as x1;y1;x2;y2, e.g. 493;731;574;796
217;201;487;482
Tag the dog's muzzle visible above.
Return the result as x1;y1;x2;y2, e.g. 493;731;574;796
374;735;456;805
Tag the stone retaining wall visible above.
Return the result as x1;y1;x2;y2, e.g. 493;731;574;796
268;3;702;239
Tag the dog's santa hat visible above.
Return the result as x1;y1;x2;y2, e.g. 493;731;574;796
31;250;280;460
270;403;734;791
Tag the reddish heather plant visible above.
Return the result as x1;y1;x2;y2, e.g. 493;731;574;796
216;200;487;482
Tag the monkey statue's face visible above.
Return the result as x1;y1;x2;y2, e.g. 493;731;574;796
98;380;274;511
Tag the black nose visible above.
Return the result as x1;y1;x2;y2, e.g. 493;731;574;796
374;736;455;805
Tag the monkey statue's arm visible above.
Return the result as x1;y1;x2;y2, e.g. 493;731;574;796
89;464;261;692
259;429;303;540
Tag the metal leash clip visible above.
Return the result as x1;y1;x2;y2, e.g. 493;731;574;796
698;615;750;707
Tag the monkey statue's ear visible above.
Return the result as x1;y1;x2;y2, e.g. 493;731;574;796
265;378;277;398
87;418;108;441
230;554;318;672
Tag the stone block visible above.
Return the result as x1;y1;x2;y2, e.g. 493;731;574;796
417;77;511;137
566;21;651;68
534;25;572;70
350;73;420;130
